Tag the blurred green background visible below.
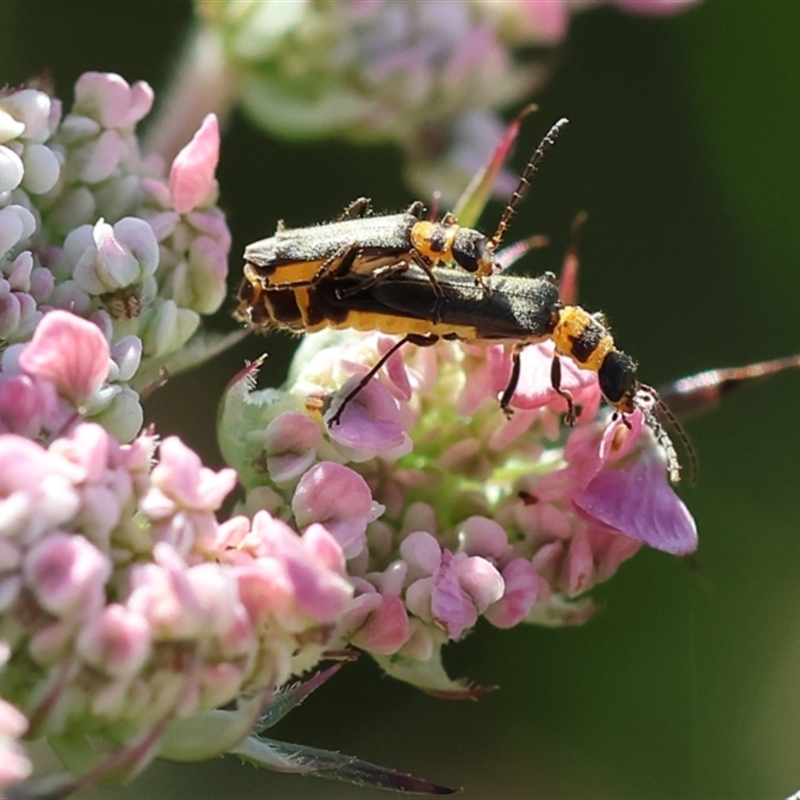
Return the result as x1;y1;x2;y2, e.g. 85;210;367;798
3;1;800;797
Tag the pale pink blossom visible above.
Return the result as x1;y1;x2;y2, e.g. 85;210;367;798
169;114;220;214
18;310;109;406
292;462;383;559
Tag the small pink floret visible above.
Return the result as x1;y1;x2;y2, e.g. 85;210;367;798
19;310;109;405
485;558;540;629
349;592;409;655
151;436;237;512
263;412;321;483
326;377;411;459
292;462;382;559
242;513;352;627
169;114;220;214
73;72;154;129
24;532;111;618
429;550;503;640
76;603;151;678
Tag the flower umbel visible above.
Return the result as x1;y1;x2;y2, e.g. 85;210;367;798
221;328;698;694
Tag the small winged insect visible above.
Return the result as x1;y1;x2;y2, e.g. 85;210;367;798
241;118;568;298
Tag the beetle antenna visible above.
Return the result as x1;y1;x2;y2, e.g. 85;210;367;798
636;385;698;485
491;117;569;250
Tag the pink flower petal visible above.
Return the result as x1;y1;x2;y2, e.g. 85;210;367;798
263;412;321;484
73;72;153;129
76;603;151;678
574;455;698;555
169;114;220;214
292;462;382;559
244;513;351;625
19;310;109;405
326;377;411;459
349;593;409;655
24;532;111;617
152;436;237;512
485;558;540;629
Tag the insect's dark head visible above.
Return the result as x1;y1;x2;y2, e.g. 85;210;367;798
598;349;639;412
452;228;494;275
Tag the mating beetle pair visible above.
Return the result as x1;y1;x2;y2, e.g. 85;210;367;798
236;119;689;483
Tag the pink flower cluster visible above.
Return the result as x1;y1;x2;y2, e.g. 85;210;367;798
0;73;230;401
221;330;696;693
0;310;353;791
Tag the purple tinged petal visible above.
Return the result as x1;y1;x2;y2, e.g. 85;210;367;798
76;604;151;679
574;455;698;556
301;522;347;577
19;310;109;405
169;114;220;214
71;129;124;183
326;377;411;460
263;411;321;484
92;218;140;288
456;516;508;559
484;558;540;629
127;553;203;639
0;433;79;493
109;335;142;382
146;210;180;241
184;235;228;314
24;532;111;618
399;531;441;578
240;514;351;626
151;436;237;512
186;210;232;250
111;217;159;277
404;577;435;624
50;422;113;484
456;555;505;613
0;285;21;339
560;530;596;597
73;72;154;129
0;376;52;437
292;462;382;559
9;252;33;292
430;551;478;639
367;559;408;596
349;592;409;654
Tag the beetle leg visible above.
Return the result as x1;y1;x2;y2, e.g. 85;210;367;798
337;197;373;220
550;353;577;425
328;334;439;427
